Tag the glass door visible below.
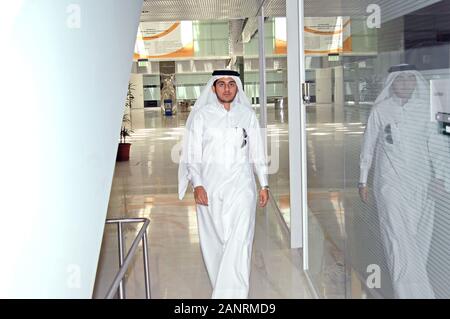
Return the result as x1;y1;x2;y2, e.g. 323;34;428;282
303;0;450;299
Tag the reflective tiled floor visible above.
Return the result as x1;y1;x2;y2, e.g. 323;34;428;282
265;103;372;299
304;103;372;299
303;100;450;299
93;94;450;299
93;106;312;299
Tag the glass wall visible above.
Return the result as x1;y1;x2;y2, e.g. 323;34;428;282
193;20;229;57
243;18;291;227
135;20;231;108
304;0;450;298
143;74;160;101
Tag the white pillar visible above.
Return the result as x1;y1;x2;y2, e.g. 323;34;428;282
316;68;333;104
0;0;143;298
334;66;345;123
287;0;306;250
258;6;267;128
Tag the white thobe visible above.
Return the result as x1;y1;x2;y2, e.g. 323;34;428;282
360;96;449;298
185;101;268;299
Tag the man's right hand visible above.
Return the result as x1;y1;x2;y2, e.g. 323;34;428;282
359;186;368;203
194;186;208;206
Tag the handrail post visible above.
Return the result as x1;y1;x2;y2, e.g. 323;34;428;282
104;218;151;299
142;231;151;299
117;222;126;299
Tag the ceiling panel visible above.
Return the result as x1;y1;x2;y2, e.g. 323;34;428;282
264;0;286;17
139;0;444;52
302;0;443;20
141;0;443;21
141;0;262;21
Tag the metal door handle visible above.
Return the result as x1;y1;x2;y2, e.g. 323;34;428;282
302;82;311;104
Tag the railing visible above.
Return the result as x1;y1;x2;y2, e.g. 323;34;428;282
104;218;151;299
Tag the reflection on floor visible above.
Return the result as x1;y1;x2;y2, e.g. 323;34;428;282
304;103;371;298
266;102;370;298
287;99;450;299
304;103;405;298
267;108;291;227
93;107;311;299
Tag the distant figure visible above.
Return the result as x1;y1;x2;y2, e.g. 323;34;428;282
160;73;177;114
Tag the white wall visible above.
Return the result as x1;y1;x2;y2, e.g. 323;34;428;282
315;68;333;104
0;0;143;298
334;66;344;123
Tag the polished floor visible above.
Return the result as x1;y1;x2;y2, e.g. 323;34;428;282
264;102;373;299
303;101;450;299
94;100;439;299
304;103;371;299
93;106;312;299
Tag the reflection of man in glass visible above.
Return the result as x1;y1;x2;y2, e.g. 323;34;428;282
358;64;448;298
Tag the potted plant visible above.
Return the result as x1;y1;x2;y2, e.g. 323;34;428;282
117;125;134;161
124;82;135;122
117;83;135;161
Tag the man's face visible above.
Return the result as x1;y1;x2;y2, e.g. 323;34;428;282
212;77;238;104
392;73;417;99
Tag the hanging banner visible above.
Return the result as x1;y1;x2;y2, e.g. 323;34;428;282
274;17;352;55
304;17;352;54
134;21;194;59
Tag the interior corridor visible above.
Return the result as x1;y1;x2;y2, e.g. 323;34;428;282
93;106;312;299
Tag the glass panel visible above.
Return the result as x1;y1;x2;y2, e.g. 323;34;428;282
267;18;290;228
305;0;450;299
305;62;347;298
243;17;291;227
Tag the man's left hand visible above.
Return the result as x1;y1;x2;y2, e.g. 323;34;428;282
259;189;269;207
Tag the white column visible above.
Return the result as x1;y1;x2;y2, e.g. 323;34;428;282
334;66;345;123
258;5;267;128
0;0;143;298
287;0;306;250
315;68;333;104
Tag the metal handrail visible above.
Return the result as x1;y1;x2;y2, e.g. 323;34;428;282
104;217;151;299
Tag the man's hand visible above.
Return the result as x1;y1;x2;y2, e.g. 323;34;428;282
259;189;269;207
194;186;208;206
359;186;368;203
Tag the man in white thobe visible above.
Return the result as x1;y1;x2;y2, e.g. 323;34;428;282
178;70;269;299
359;64;449;298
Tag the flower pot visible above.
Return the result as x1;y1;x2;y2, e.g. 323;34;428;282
117;143;131;161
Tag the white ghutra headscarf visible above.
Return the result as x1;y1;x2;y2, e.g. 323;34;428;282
374;64;429;106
